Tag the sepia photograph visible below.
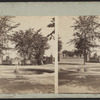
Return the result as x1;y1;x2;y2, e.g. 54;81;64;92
58;16;100;93
0;16;55;94
1;1;100;98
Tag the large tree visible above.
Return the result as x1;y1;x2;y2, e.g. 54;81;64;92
0;16;20;56
12;28;49;65
68;16;100;65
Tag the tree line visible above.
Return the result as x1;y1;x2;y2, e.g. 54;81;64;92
62;50;82;57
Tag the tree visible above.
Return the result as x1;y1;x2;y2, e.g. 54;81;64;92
47;18;55;40
62;50;75;57
74;49;82;57
62;50;68;56
12;28;49;65
68;16;100;65
31;30;49;65
0;16;20;56
58;36;62;62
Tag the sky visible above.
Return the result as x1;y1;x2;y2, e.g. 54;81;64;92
58;16;76;51
7;16;100;58
58;16;100;56
6;16;55;58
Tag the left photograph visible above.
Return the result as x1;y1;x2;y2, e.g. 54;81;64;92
0;16;55;93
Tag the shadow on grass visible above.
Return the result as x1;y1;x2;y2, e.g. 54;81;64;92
59;63;82;65
0;78;54;93
59;70;100;91
19;68;54;74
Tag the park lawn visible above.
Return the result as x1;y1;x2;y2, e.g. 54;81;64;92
59;62;100;93
0;64;54;94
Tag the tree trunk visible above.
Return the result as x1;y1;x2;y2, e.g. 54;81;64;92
58;53;60;62
24;57;26;65
40;59;44;65
37;55;44;65
83;50;86;65
84;55;85;65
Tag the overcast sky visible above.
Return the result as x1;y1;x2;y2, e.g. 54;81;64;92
58;16;76;51
8;16;55;57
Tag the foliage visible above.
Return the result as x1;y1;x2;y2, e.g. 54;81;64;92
62;50;80;57
68;16;100;64
62;50;68;55
47;18;55;40
0;16;20;55
12;28;49;65
62;50;74;57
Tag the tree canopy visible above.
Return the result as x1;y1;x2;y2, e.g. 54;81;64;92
12;28;49;65
0;16;20;55
68;16;100;64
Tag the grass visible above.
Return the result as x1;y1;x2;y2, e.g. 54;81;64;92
0;64;54;94
59;58;100;93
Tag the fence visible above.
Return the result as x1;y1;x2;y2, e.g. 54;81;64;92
60;56;84;63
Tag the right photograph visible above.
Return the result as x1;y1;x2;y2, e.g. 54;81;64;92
58;16;100;93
